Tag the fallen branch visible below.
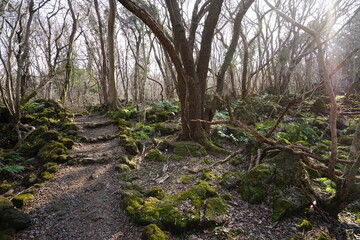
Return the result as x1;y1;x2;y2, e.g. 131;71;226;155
265;98;300;138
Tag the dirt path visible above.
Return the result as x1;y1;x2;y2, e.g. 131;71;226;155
16;114;141;240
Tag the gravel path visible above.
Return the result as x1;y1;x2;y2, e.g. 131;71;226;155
16;114;141;240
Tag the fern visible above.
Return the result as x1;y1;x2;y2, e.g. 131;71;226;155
2;165;25;173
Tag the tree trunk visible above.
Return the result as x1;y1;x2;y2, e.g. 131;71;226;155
107;0;119;110
14;0;34;138
60;0;77;103
94;0;109;105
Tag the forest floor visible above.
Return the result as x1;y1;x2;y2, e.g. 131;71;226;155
15;114;142;240
14;113;360;240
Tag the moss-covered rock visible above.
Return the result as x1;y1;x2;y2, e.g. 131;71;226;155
120;155;137;169
124;182;144;192
145;149;166;162
0;185;11;195
146;187;165;200
61;123;79;133
22;173;38;188
271;194;294;221
142;224;167;240
0;205;31;231
59;137;75;149
227;152;314;220
310;98;328;115
155;138;172;151
17;126;49;157
115;164;131;173
173;142;207;157
119;135;140;155
42;130;60;141
201;172;215;181
11;194;34;208
38;140;69;162
179;175;193;184
120;181;224;234
297;219;313;232
118;172;138;182
41;162;59;174
203;197;227;226
0;198;13;207
39;171;54;181
240;185;267;204
153;123;179;136
220;172;243;189
118;119;132;128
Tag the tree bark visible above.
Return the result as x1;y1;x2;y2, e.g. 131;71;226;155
60;0;77;103
107;0;119;110
94;0;109;105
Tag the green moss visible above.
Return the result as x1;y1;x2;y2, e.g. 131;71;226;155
230;155;243;166
297;219;313;232
42;130;59;141
146;187;165;200
173;141;207;157
222;194;232;201
310;98;328;115
11;194;34;208
41;162;59;173
0;198;13;207
239;185;266;204
38;140;69;162
145;149;166;162
124;182;144;191
120;155;137;169
179;175;193;184
136;197;161;225
156;138;172;151
304;166;321;179
186;181;218;199
170;154;183;161
0;184;11;195
220;172;243;189
59;137;74;149
201;172;215;180
61;123;78;132
153;123;179;136
142;224;167;240
204;197;227;226
115;164;131;173
39;171;54;181
119;135;140;155
118;119;132;128
22;173;37;188
316;233;331;240
271;196;294;221
120;181;224;234
118;172;137;182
